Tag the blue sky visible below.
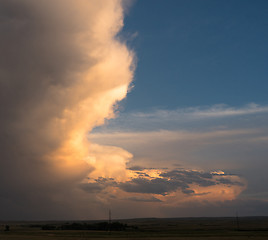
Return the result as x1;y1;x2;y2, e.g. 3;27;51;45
121;0;268;111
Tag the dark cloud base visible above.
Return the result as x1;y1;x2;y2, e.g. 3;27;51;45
82;167;245;196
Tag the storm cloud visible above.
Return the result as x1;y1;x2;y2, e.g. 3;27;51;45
0;0;134;220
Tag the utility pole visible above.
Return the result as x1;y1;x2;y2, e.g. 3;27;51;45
236;211;240;230
108;209;112;233
109;209;112;225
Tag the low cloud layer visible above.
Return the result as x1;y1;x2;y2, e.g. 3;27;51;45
81;167;246;206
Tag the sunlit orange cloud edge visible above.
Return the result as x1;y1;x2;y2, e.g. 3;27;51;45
80;143;246;207
37;0;136;187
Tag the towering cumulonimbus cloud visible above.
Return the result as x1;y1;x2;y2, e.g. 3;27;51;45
0;0;134;219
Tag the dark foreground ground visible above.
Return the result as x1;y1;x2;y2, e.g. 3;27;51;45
1;216;268;239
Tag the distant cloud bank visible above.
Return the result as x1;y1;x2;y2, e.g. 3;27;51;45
90;103;268;217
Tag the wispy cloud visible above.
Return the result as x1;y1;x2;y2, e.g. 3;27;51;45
94;103;268;132
132;103;268;118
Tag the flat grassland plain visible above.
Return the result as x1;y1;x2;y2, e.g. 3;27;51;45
1;217;268;240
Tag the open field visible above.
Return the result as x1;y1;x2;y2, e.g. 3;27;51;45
1;217;268;239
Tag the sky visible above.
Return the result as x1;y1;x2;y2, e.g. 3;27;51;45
0;0;268;220
122;0;268;111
